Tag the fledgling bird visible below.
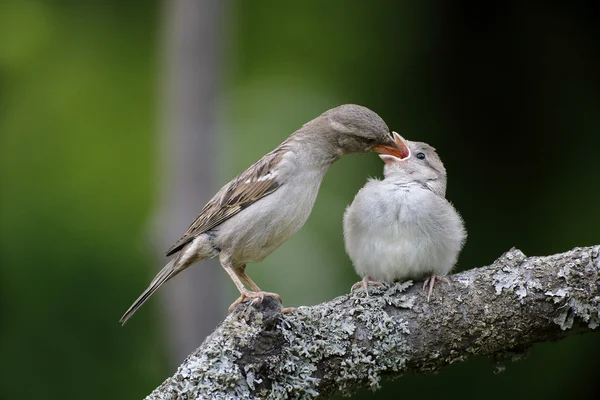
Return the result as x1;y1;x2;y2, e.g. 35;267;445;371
120;104;407;325
343;133;466;301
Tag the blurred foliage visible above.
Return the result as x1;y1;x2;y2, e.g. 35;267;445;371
1;0;599;399
0;1;165;399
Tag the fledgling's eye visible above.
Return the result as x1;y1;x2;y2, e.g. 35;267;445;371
416;152;426;160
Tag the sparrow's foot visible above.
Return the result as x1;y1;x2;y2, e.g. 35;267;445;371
228;290;283;312
423;275;451;302
351;276;385;296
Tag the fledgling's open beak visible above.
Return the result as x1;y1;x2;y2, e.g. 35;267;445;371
373;132;411;164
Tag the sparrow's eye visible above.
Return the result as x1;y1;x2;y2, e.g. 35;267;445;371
416;152;426;160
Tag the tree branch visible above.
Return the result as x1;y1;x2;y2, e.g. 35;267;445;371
146;246;600;399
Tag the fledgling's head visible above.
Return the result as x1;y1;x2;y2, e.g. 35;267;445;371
318;104;410;158
379;133;448;196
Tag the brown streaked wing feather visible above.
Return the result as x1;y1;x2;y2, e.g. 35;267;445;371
165;145;290;256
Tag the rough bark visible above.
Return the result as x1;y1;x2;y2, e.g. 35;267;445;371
146;245;600;399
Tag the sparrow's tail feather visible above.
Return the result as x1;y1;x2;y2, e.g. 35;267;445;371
120;259;185;325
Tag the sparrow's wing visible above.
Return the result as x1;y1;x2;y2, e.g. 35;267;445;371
165;145;290;256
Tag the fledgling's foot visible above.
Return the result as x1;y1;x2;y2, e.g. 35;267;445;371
423;275;451;302
228;290;283;312
351;276;385;296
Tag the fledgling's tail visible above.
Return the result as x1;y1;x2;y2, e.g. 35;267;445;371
120;259;183;325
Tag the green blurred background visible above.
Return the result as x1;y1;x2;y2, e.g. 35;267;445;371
1;0;599;399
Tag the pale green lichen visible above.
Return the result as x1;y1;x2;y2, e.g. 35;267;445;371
491;249;533;301
147;308;269;400
147;246;600;399
266;281;415;398
553;295;600;330
491;246;600;331
492;263;542;301
545;288;569;303
549;246;600;330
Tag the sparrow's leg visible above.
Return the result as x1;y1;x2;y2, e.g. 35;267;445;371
237;267;296;312
423;274;451;302
351;275;385;296
219;254;282;312
237;266;262;292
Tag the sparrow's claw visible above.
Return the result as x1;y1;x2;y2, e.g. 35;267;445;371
228;290;283;312
423;275;451;302
351;276;385;296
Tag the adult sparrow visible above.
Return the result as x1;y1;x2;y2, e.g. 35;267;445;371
120;104;406;324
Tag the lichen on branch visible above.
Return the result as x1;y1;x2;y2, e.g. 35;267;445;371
146;245;600;399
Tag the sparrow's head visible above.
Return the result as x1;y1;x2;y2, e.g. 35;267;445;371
380;136;448;196
324;104;410;158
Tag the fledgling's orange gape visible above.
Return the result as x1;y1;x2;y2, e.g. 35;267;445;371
344;133;466;301
120;104;409;325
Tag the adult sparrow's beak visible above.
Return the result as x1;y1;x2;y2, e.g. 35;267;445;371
373;132;411;162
